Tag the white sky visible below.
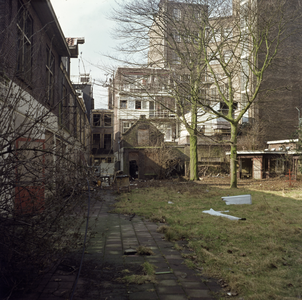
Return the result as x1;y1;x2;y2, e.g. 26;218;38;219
50;0;119;109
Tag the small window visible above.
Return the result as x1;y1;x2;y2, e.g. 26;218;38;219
224;50;233;63
149;101;155;110
172;30;181;43
193;32;199;44
173;8;181;20
219;102;228;116
135;100;141;109
120;100;127;108
123;122;133;133
208;51;220;65
104;114;112;126
194;11;201;20
93;114;101;126
172;52;181;64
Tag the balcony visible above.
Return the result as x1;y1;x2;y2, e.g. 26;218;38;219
149;110;176;118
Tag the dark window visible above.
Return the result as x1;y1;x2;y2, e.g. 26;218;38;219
46;47;55;105
135;100;141;109
219;102;228;116
104;114;112;126
149;101;154;110
17;2;32;82
93;114;101;126
120;100;127;108
93;134;100;148
104;134;111;150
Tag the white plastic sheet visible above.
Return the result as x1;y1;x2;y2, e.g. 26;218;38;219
222;194;252;205
202;208;242;220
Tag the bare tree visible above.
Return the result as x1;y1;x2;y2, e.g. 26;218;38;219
110;0;302;187
0;2;92;296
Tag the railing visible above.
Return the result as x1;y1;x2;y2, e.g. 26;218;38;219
121;84;169;93
149;110;176;118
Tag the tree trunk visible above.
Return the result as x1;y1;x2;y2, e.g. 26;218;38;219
189;133;198;180
189;102;198;180
230;122;238;188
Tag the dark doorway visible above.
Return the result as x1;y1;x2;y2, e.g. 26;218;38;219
129;160;138;179
241;158;253;178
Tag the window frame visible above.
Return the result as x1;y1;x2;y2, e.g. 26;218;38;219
17;2;33;83
93;114;101;126
104;114;112;126
120;100;127;109
46;47;55;105
135;100;142;109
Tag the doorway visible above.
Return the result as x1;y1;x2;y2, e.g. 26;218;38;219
129;160;138;179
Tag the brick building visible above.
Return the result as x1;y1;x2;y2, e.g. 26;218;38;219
0;0;90;212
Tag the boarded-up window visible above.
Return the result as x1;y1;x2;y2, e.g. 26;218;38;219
138;129;149;146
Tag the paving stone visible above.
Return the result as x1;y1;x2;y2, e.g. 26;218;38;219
185;289;211;298
129;291;159;300
157;279;178;286
156;285;184;294
157;294;188;300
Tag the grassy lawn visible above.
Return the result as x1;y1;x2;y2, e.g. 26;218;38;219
114;179;302;300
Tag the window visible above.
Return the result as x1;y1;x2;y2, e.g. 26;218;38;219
219;102;228;116
172;51;181;64
240;2;249;29
104;114;112;126
173;8;181;20
149;101;155;110
193;32;199;44
120;100;127;108
165;125;172;141
104;134;111;150
241;59;249;91
142;101;147;109
223;28;233;40
135;100;141;109
17;2;32;82
46;47;55;104
224;50;233;64
194;11;201;20
210;29;221;43
172;30;181;43
208;51;220;65
123;122;134;133
93;134;101;148
93;114;101;126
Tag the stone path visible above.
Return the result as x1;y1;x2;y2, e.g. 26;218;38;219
11;189;222;300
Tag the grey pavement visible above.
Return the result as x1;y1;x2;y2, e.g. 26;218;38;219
11;189;222;300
